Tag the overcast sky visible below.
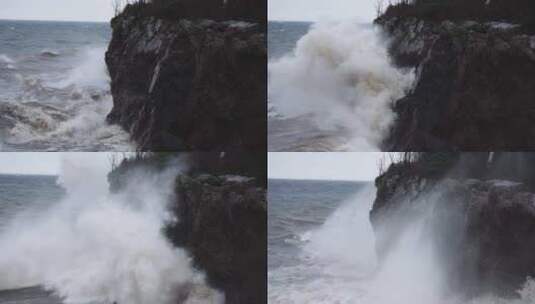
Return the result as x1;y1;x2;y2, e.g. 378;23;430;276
269;152;386;181
269;0;376;22
0;153;119;175
1;0;376;23
0;0;116;22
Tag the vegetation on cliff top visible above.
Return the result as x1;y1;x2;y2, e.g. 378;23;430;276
113;0;265;23
376;0;535;26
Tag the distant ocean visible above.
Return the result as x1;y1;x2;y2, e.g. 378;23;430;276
0;20;131;151
268;21;311;61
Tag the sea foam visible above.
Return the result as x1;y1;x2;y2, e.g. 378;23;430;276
0;156;222;304
269;21;414;151
1;46;131;151
269;185;535;304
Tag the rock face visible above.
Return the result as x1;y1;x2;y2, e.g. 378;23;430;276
377;16;535;150
106;13;266;151
167;174;267;304
437;179;535;297
372;163;535;297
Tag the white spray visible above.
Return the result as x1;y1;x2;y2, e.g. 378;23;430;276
0;155;223;304
269;21;414;151
269;185;535;304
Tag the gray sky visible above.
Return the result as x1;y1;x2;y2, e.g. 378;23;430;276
0;0;116;22
269;0;377;22
1;0;377;22
269;152;386;181
0;153;119;175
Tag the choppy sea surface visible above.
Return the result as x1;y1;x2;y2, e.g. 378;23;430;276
0;20;132;151
268;179;373;303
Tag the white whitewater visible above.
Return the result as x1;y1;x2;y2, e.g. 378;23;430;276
0;157;223;304
1;46;131;151
268;21;414;151
268;185;535;304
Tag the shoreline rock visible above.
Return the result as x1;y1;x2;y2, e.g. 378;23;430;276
167;174;266;304
377;16;535;150
106;13;266;151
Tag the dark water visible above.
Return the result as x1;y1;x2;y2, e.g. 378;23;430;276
0;286;62;304
268;21;311;60
268;179;368;272
0;174;64;230
0;174;65;303
0;19;131;151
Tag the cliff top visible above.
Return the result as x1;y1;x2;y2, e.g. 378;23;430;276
114;0;266;24
377;153;535;192
108;152;266;191
376;0;535;29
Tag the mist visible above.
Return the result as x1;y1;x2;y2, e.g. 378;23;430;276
0;155;223;303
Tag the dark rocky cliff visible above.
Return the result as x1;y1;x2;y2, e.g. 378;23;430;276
106;10;266;151
376;16;535;150
166;174;266;304
372;152;535;298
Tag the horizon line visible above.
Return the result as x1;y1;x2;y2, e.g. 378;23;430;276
0;172;58;177
268;177;373;182
0;18;109;23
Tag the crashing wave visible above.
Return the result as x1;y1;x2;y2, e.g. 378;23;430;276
0;46;132;151
268;21;414;151
269;185;535;304
0;157;224;304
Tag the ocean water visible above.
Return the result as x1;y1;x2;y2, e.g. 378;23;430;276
268;21;414;151
0;20;131;151
268;179;535;304
268;22;311;61
0;174;65;303
268;179;374;303
0;162;223;304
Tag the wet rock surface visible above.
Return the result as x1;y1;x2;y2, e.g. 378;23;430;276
167;174;267;304
106;14;266;151
377;17;535;150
